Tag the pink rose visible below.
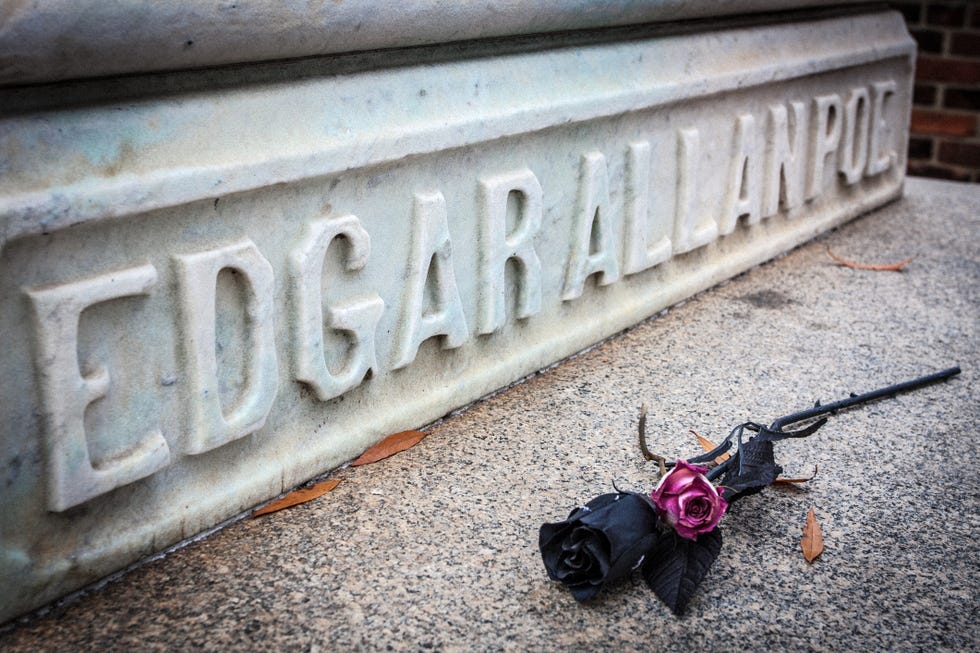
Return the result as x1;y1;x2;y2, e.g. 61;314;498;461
651;460;727;540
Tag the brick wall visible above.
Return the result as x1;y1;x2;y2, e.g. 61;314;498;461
891;1;980;182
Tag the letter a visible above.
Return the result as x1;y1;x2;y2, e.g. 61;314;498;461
393;191;468;369
719;114;761;235
562;151;620;301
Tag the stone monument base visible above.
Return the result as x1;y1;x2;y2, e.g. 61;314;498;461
0;3;914;622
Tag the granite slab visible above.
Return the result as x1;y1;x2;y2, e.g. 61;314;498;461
0;176;976;651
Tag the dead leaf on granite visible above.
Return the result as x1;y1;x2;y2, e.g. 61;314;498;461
690;429;731;464
775;465;819;484
351;429;427;466
826;246;912;272
251;479;341;518
801;507;824;563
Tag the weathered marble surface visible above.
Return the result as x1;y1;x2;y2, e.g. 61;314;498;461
1;0;845;86
0;177;975;651
0;7;913;623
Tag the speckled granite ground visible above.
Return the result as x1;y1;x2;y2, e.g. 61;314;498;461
2;177;978;652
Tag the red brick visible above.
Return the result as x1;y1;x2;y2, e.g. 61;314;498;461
950;31;980;58
938;140;980;166
890;2;922;24
914;83;938;106
916;56;980;83
944;86;980;110
908;137;935;159
926;3;967;28
910;108;978;136
911;28;945;53
907;161;973;181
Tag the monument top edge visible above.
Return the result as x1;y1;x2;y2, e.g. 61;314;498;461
1;0;860;87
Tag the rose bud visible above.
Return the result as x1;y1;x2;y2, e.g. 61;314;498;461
539;492;661;601
650;460;727;540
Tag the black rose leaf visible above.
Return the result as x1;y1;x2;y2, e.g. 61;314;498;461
641;527;722;615
719;437;781;502
539;492;662;601
718;419;827;503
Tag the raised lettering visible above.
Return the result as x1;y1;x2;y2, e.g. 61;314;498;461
477;168;543;334
807;93;843;200
763;101;809;218
27;264;170;511
623;141;672;275
867;80;897;176
562;151;620;300
290;214;384;400
393;190;469;369
839;86;870;185
720;114;761;235
174;240;279;454
673;128;718;253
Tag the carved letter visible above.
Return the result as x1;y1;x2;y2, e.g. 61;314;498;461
290;214;384;400
477;168;543;334
562;151;620;300
839;87;870;185
807;93;843;200
720;114;761;235
867;80;897;177
175;240;279;454
27;264;170;511
673;128;718;253
393;190;469;369
623;141;672;275
763;101;809;218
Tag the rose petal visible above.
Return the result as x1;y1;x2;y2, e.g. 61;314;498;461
653;460;709;503
651;462;727;540
684;497;711;519
568;581;603;602
539;492;662;602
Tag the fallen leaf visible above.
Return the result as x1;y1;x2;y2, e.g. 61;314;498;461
690;429;731;464
251;479;341;517
775;465;819;484
352;430;428;466
801;507;824;563
827;247;912;272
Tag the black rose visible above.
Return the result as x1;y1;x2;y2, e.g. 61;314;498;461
539;492;662;601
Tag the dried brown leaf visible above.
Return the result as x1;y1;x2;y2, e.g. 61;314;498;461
827;247;912;272
775;465;819;484
251;479;341;518
801;507;824;563
690;429;731;464
352;430;428;466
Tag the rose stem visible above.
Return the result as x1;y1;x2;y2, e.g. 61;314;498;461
638;403;668;476
768;366;961;432
696;367;961;481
